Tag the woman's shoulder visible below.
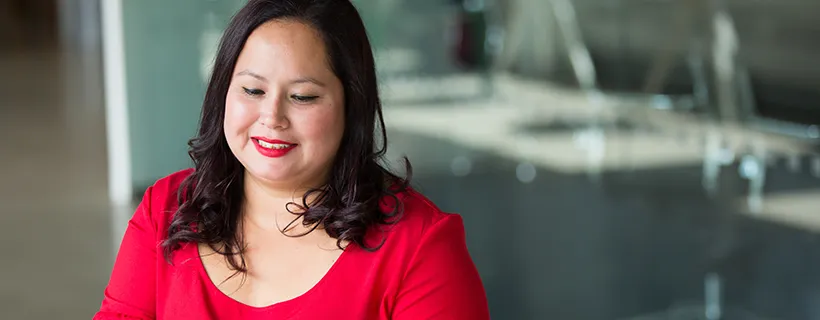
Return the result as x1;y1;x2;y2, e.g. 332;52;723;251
394;187;454;223
133;168;194;229
381;187;466;244
149;168;195;195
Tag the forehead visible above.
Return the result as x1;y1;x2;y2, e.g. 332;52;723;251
235;19;330;75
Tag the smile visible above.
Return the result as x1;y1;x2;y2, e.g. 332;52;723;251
256;140;292;149
251;137;297;158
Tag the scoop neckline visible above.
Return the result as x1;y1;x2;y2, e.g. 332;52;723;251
194;241;355;312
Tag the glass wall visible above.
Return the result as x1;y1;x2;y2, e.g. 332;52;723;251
117;0;820;318
120;0;244;189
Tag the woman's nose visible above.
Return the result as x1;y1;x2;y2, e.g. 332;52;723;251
257;97;290;130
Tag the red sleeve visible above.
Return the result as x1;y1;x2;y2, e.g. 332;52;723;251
93;186;158;320
392;214;490;319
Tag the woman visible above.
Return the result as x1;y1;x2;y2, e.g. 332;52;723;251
94;0;489;319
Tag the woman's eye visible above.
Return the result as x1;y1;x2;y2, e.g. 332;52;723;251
242;87;265;96
291;95;318;103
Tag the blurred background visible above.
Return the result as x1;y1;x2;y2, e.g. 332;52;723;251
2;0;820;319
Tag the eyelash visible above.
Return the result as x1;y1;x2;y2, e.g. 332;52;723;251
242;87;265;96
242;87;318;103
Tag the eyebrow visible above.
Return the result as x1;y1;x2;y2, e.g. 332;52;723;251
236;70;268;82
235;69;326;87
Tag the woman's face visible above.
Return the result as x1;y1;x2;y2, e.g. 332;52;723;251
224;19;345;190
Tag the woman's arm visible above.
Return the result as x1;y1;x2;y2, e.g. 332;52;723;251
93;187;158;320
392;214;491;320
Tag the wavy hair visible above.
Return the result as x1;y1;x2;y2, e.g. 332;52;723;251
161;0;411;273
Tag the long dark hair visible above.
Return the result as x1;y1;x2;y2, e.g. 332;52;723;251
161;0;411;273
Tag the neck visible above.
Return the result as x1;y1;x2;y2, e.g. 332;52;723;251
241;171;324;234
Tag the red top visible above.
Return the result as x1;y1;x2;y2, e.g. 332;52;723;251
94;169;490;320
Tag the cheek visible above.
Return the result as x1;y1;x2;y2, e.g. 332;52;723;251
224;95;257;136
301;105;344;147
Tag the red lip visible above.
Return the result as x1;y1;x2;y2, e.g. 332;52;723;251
251;137;297;158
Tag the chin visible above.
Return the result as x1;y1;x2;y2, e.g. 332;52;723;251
246;164;292;183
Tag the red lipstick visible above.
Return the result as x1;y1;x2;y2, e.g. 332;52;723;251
251;137;297;158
